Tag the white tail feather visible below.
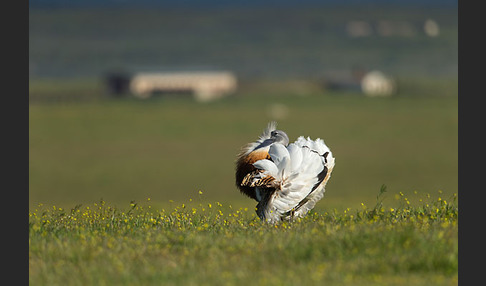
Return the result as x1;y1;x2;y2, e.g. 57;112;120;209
254;137;335;223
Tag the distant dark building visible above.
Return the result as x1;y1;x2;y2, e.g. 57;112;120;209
105;72;132;96
323;69;396;97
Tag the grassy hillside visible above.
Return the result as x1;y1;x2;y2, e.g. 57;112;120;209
29;5;457;79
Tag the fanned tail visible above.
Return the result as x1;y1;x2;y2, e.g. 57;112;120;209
252;137;335;223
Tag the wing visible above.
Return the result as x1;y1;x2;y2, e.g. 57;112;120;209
254;138;335;223
240;169;278;188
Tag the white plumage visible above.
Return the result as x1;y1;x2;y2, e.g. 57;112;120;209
235;122;335;224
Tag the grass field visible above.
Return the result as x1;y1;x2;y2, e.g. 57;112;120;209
29;78;458;284
29;189;457;285
29;79;458;209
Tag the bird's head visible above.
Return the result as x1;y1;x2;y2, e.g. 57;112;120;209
251;129;289;151
270;130;289;146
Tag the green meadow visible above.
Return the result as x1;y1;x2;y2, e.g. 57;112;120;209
29;78;458;285
29;3;458;284
29;189;457;285
29;78;458;209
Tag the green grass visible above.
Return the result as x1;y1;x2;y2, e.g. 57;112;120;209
29;80;458;210
29;79;458;284
29;190;458;285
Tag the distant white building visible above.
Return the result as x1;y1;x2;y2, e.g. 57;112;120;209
360;70;396;97
129;71;237;101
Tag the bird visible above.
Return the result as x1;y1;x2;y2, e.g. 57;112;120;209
235;122;335;224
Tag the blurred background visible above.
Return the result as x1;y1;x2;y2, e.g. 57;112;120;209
29;0;458;210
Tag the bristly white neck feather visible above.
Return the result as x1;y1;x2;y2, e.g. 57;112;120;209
241;121;278;156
